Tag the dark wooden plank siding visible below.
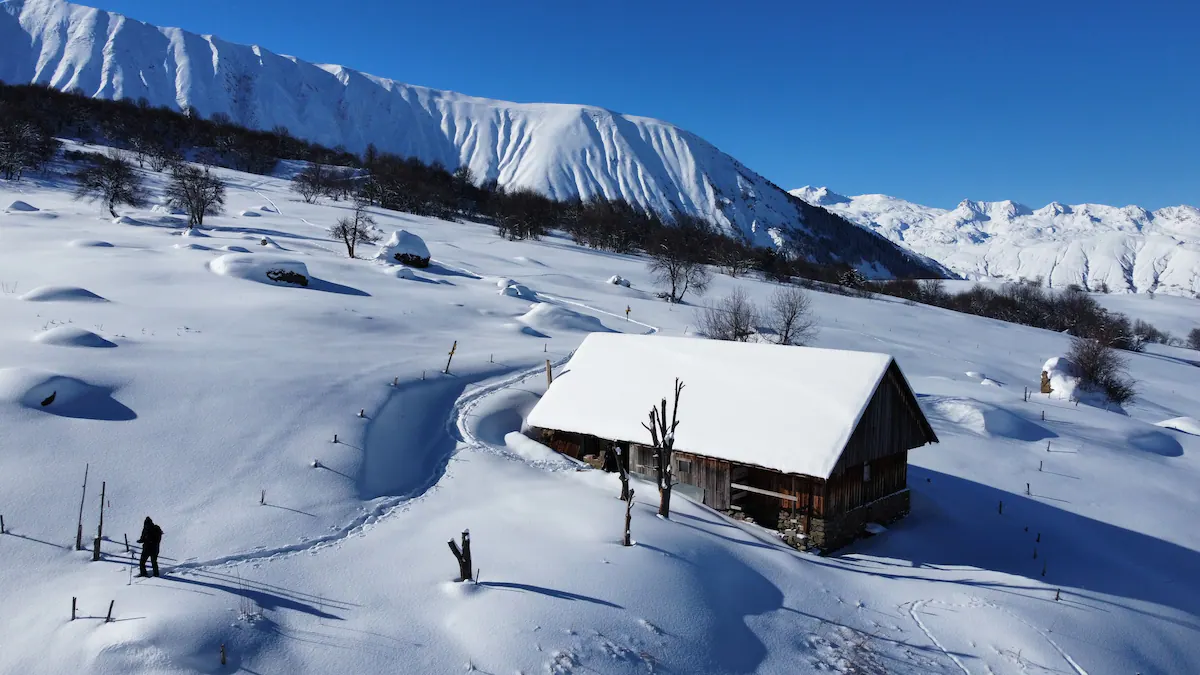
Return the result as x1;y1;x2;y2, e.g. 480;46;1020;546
831;362;935;477
822;451;908;515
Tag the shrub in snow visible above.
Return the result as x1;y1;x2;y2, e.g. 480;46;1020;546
1065;335;1137;405
373;230;430;268
1189;328;1200;351
71;151;146;217
607;275;631;288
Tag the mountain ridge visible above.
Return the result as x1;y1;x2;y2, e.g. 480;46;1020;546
790;186;1200;296
0;0;938;278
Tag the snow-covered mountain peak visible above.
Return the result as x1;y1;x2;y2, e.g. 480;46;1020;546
792;185;850;206
789;186;1200;295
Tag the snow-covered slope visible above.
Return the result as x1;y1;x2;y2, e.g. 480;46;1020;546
0;0;935;277
791;186;1200;296
1;144;1199;674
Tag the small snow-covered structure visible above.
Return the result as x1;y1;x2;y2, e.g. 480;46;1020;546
373;230;430;268
526;333;938;551
1041;356;1081;400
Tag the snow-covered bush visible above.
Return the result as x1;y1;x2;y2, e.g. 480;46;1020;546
1066;336;1136;405
373;230;430;268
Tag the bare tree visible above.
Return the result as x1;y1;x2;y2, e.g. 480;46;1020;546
648;226;713;304
447;529;473;582
698;287;759;342
765;285;817;346
71;151;145;217
292;163;329;204
166;164;226;228
641;378;684;519
1189;328;1200;351
329;201;380;258
623;489;636;547
1068;334;1136;405
606;443;631;501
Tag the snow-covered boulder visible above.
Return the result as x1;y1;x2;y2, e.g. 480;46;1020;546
1041;357;1081;401
607;275;631;288
373;230;430;268
210;254;310;287
34;326;117;348
499;283;536;299
20;286;108;303
519;303;612;334
5;200;38;213
239;209;262;218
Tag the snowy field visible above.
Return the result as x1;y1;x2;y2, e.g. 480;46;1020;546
1;151;1199;674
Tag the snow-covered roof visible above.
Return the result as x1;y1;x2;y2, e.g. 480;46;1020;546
526;334;906;478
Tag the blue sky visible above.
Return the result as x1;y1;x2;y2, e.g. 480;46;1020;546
94;0;1198;209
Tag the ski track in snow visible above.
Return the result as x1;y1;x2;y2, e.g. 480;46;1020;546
909;600;972;675
166;251;660;577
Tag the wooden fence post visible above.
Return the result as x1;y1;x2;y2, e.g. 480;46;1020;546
93;536;101;562
220;644;226;666
71;597;77;621
105;599;114;622
124;533;129;552
0;514;5;534
76;463;89;551
545;359;553;388
97;481;106;545
444;341;457;374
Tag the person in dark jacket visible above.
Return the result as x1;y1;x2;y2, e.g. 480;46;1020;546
136;517;164;577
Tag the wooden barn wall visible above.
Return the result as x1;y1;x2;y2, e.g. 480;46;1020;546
823;451;908;517
831;362;933;477
673;451;731;511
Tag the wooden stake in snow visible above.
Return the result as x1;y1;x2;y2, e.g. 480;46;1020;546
545;359;553;388
1055;588;1061;601
444;341;457;374
998;500;1003;515
96;481;106;546
124;533;129;552
1025;482;1030;496
623;489;635;546
1036;532;1041;543
447;530;473;582
1042;410;1045;421
260;490;265;506
220;644;226;666
76;463;89;551
71;597;77;621
357;409;365;418
105;599;114;623
0;514;5;534
93;536;101;562
1039;460;1043;471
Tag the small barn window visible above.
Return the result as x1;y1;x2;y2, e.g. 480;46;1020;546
676;457;693;483
863;462;871;482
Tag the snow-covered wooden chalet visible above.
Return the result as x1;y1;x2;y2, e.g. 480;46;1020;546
525;333;938;551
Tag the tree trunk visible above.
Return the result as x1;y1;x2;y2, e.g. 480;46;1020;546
447;530;473;582
623;489;635;546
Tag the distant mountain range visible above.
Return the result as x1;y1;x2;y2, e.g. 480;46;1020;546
791;187;1200;296
0;0;940;278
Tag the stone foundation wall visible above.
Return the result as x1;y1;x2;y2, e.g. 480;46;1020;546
776;489;910;553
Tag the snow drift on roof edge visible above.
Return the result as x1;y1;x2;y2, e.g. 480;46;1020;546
0;0;938;277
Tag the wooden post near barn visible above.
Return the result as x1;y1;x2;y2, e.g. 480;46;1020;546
545;360;553;388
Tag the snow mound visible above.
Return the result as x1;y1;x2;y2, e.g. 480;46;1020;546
152;204;186;216
924;396;1053;441
5;200;38;212
1156;416;1200;436
239;209;261;217
518;303;612;334
257;205;276;213
221;245;252;253
0;367;134;420
494;278;518;290
181;227;209;238
112;215;142;225
259;237;282;249
389;267;418;280
174;243;213;251
607;275;632;287
513;256;546;266
67;239;114;248
210;254;310;287
33;326;117;348
373;230;430;267
20;286;108;302
1042;357;1082;401
499;283;536;299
